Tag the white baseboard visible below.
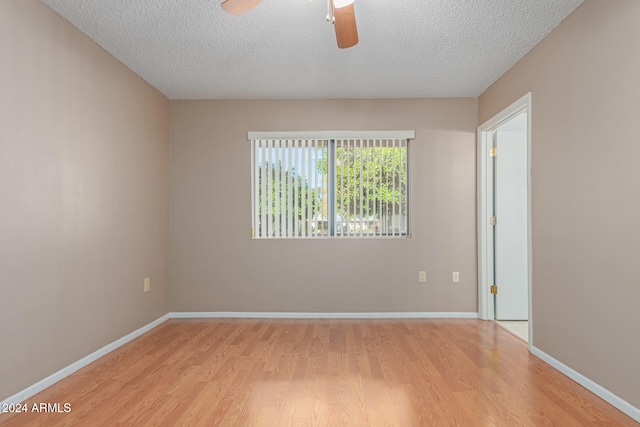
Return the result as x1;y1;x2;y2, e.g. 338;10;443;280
0;313;170;407
170;311;479;319
530;345;640;423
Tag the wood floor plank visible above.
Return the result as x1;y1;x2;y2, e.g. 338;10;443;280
1;319;637;426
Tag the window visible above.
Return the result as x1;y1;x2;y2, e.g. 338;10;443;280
250;131;414;238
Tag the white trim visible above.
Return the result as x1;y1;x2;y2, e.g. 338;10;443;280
531;346;640;423
476;126;493;320
170;311;478;319
479;93;532;131
0;314;170;406
477;92;534;348
247;130;415;141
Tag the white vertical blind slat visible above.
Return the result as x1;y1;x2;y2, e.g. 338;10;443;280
305;141;313;236
324;139;329;236
403;139;407;235
260;142;266;238
346;139;352;237
308;140;312;237
281;140;287;238
321;140;326;236
294;140;299;238
251;141;256;237
377;139;381;237
287;140;293;238
344;139;348;237
359;139;363;237
338;139;343;237
266;140;273;238
365;139;370;236
352;139;357;237
385;138;390;236
283;140;287;238
273;140;280;238
284;141;287;238
300;140;308;241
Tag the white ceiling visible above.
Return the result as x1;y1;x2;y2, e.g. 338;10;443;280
40;0;583;100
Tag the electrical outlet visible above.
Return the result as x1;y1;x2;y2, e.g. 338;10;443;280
144;277;151;292
452;271;460;283
418;271;427;283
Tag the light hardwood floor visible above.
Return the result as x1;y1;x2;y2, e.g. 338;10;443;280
0;319;636;426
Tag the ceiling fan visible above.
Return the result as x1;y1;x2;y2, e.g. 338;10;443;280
221;0;359;49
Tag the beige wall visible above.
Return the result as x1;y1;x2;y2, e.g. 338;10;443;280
479;0;640;408
170;99;478;313
0;1;170;400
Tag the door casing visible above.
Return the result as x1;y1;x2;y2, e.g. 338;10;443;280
477;93;533;348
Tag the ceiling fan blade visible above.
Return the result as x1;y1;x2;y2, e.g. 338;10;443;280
332;1;358;49
221;0;263;16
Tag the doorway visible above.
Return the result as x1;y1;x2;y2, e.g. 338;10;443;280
477;93;532;347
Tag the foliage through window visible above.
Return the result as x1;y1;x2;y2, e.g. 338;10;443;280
251;135;410;238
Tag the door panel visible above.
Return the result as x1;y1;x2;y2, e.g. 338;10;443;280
495;113;528;320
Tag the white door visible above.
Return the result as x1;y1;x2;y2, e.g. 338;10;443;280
494;113;528;320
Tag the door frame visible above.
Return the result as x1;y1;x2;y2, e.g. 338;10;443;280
477;92;533;347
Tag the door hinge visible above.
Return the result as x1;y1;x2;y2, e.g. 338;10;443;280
490;285;498;295
489;216;496;226
490;147;497;157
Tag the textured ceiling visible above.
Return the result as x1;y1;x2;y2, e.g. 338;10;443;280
40;0;583;100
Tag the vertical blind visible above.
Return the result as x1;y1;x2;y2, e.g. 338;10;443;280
253;139;329;238
252;136;408;239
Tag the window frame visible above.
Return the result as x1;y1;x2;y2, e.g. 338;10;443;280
249;131;415;239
